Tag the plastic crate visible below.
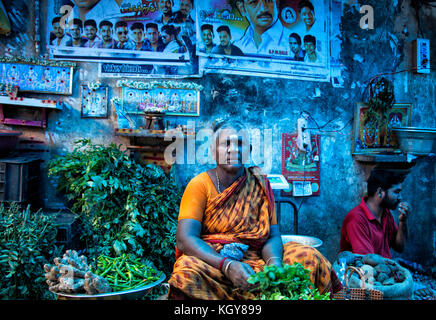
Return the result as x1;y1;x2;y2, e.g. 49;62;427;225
0;155;42;208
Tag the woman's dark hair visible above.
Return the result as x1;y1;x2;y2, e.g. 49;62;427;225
367;169;406;196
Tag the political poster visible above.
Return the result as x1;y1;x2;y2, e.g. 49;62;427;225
196;0;330;81
46;0;198;76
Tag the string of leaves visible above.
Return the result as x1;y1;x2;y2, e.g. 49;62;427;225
364;77;395;126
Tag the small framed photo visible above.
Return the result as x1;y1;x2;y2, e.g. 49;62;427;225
81;85;108;118
0;59;74;95
352;102;412;154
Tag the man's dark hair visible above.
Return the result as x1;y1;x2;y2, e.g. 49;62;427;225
298;0;315;13
303;34;316;45
52;16;61;25
289;33;301;45
130;22;144;31
201;24;214;34
161;24;179;36
72;18;83;29
99;20;113;29
84;19;97;29
367;169;406;197
115;20;128;29
217;25;231;37
145;22;159;31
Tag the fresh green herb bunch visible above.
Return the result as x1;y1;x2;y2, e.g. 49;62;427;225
0;203;62;299
47;139;181;276
247;263;331;300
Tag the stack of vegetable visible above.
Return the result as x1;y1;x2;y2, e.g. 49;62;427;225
91;253;163;292
333;251;414;299
45;250;112;295
247;263;331;300
45;251;163;296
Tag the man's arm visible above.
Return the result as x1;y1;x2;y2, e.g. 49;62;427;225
392;202;410;253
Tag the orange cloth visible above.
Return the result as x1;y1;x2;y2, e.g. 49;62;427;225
178;169;277;225
168;167;342;299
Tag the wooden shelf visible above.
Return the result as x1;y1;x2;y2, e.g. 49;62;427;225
352;152;417;171
0;96;62;109
353;153;411;163
114;128;194;138
0;96;63;128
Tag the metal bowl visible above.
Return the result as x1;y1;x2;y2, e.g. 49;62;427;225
281;234;323;248
392;127;436;156
53;272;166;300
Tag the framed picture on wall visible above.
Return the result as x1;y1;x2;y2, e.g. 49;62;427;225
117;80;202;117
81;85;109;118
0;58;74;95
352;102;412;154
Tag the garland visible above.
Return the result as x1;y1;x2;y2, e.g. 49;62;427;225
116;79;203;91
0;56;76;68
364;77;395;126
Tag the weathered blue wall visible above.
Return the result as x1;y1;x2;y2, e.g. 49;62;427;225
0;0;434;270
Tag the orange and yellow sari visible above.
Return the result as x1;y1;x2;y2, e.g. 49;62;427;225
168;167;342;300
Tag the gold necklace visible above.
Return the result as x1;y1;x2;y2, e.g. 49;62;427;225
215;169;221;193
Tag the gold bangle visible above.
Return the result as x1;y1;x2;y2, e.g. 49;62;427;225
223;260;234;277
265;256;281;265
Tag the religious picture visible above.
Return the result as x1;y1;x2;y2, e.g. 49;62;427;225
81;85;108;118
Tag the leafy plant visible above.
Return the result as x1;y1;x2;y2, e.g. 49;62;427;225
47;139;181;277
0;203;62;300
247;263;331;300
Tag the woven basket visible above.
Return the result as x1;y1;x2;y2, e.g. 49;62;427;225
333;266;384;300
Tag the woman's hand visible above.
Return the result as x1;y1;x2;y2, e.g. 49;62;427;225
223;260;255;291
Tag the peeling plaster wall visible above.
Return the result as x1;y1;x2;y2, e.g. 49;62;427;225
0;0;435;268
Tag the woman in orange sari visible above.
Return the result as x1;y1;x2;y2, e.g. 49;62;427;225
167;120;342;300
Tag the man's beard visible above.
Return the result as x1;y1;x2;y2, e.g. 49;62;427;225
381;196;400;210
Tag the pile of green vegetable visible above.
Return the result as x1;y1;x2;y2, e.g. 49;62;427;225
247;263;331;300
92;253;162;292
47;139;182;278
0;204;62;299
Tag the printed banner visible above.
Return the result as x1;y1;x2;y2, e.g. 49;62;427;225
197;0;330;81
46;0;198;76
281;133;321;197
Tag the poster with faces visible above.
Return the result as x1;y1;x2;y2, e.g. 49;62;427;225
197;0;330;81
46;0;198;77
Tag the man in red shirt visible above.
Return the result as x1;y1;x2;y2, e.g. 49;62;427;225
340;169;411;258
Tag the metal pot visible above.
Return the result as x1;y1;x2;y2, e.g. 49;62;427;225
392;127;436;156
